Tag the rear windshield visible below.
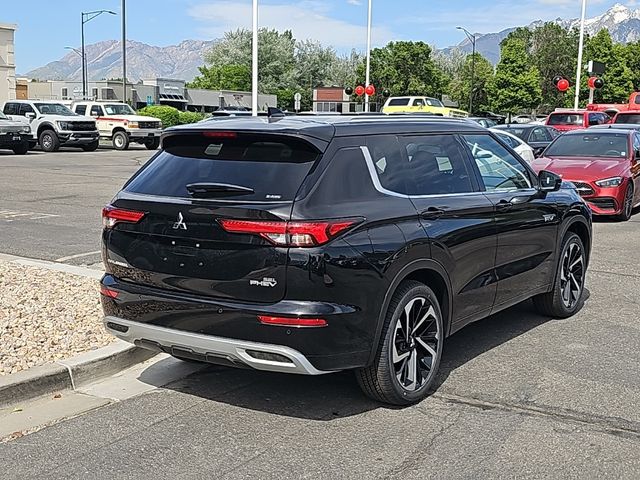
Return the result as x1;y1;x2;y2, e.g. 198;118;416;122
501;127;527;139
544;133;628;158
387;98;410;106
125;133;321;201
614;113;640;124
547;113;583;126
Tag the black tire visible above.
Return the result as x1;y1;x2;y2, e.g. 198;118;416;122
356;280;444;405
144;137;160;150
533;232;586;318
12;142;29;155
616;183;634;221
28;141;37;150
112;131;129;150
81;140;99;152
39;130;60;152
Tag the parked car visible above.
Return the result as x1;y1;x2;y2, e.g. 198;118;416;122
489;127;535;163
532;128;640;220
381;96;468;118
0;110;31;154
546;110;610;132
101;116;592;405
3;100;99;152
493;124;561;157
72;101;162;150
467;117;497;128
612;111;640;124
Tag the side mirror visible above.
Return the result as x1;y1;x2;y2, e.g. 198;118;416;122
25;112;36;120
539;170;562;192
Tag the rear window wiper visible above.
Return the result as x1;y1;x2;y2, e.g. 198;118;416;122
186;183;254;197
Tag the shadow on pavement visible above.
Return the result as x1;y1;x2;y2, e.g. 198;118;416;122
138;294;587;421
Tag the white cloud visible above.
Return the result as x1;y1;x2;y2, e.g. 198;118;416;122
189;1;396;49
347;0;363;5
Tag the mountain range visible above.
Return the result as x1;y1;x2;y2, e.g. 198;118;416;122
23;3;640;81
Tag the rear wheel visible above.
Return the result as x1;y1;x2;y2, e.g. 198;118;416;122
12;142;29;155
616;183;634;221
39;130;60;152
533;232;586;318
356;281;443;405
81;140;99;152
144;137;160;150
112;131;129;150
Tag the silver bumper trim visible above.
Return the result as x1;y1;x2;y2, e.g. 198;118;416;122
104;316;330;375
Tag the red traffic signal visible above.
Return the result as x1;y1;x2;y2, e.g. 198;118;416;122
557;78;570;92
354;85;365;96
588;77;597;89
365;85;376;96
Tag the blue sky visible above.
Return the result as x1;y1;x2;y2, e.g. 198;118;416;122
3;0;630;73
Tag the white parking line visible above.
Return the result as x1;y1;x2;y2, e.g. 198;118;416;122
0;210;60;221
55;250;102;263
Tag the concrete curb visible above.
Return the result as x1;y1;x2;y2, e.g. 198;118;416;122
0;341;157;408
0;253;104;279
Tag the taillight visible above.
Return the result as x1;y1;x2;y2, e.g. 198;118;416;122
218;219;359;247
102;205;145;229
203;131;237;138
258;315;327;328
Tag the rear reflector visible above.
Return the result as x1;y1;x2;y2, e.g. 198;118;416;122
100;285;119;299
102;205;145;228
219;219;359;247
258;316;328;328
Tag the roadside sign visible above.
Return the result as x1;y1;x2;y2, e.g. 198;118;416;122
587;60;605;75
294;92;302;101
146;95;154;106
294;93;302;112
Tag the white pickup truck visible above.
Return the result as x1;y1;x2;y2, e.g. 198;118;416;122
3;100;99;152
72;102;162;150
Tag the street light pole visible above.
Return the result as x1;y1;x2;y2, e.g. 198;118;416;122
122;0;127;103
574;0;588;110
457;26;476;115
251;0;258;116
364;0;372;113
81;10;117;100
65;47;85;97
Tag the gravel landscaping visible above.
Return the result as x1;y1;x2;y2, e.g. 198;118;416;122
0;260;114;376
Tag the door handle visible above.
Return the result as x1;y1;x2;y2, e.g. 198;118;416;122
496;199;513;212
421;207;447;219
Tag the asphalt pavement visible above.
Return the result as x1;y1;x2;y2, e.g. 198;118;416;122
1;149;640;478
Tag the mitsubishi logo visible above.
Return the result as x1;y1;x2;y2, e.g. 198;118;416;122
172;212;187;230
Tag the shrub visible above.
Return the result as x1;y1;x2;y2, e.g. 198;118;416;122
137;105;180;128
178;110;205;125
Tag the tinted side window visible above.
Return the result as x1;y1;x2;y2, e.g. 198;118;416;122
366;135;411;194
463;134;532;191
633;134;640;153
387;98;410;107
412;99;424;107
19;104;35;115
3;103;18;115
75;105;87;115
400;135;474;195
530;127;552;142
90;105;103;116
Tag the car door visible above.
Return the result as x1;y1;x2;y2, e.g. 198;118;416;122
397;134;497;324
632;133;640;205
90;105;108;135
528;127;553;156
462;133;559;310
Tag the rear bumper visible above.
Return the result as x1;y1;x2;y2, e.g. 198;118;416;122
104;316;329;375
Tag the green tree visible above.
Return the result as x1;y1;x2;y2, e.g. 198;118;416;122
188;64;251;91
489;36;542;115
584;29;634;103
449;53;494;113
356;41;447;97
623;41;640;91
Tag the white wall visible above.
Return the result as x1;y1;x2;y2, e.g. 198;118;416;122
0;24;17;105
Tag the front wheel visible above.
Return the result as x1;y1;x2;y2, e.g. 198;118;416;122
616;183;634;221
39;130;60;152
356;281;443;405
12;142;29;155
144;137;160;150
533;232;586;318
112;131;130;150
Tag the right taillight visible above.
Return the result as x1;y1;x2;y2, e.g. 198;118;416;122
218;218;360;247
102;205;145;229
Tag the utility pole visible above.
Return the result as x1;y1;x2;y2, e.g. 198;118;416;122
574;0;587;110
251;0;258;116
81;10;117;99
457;26;476;115
122;0;127;103
364;0;372;113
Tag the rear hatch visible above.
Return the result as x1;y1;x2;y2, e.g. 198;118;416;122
103;130;324;303
547;113;585;131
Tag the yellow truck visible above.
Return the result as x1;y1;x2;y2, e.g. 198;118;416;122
382;96;468;118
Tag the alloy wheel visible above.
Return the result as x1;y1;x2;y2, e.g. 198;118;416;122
559;241;584;309
42;135;52;149
624;185;633;218
392;296;440;392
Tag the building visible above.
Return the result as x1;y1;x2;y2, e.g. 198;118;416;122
0;23;17;106
312;86;380;113
22;78;277;112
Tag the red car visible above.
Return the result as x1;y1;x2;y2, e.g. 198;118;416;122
532;128;640;220
546;111;611;132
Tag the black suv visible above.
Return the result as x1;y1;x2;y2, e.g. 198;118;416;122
101;116;592;405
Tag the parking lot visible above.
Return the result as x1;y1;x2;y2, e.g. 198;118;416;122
1;149;640;478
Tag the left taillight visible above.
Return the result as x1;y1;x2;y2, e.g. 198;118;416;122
102;205;145;229
218;218;360;247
